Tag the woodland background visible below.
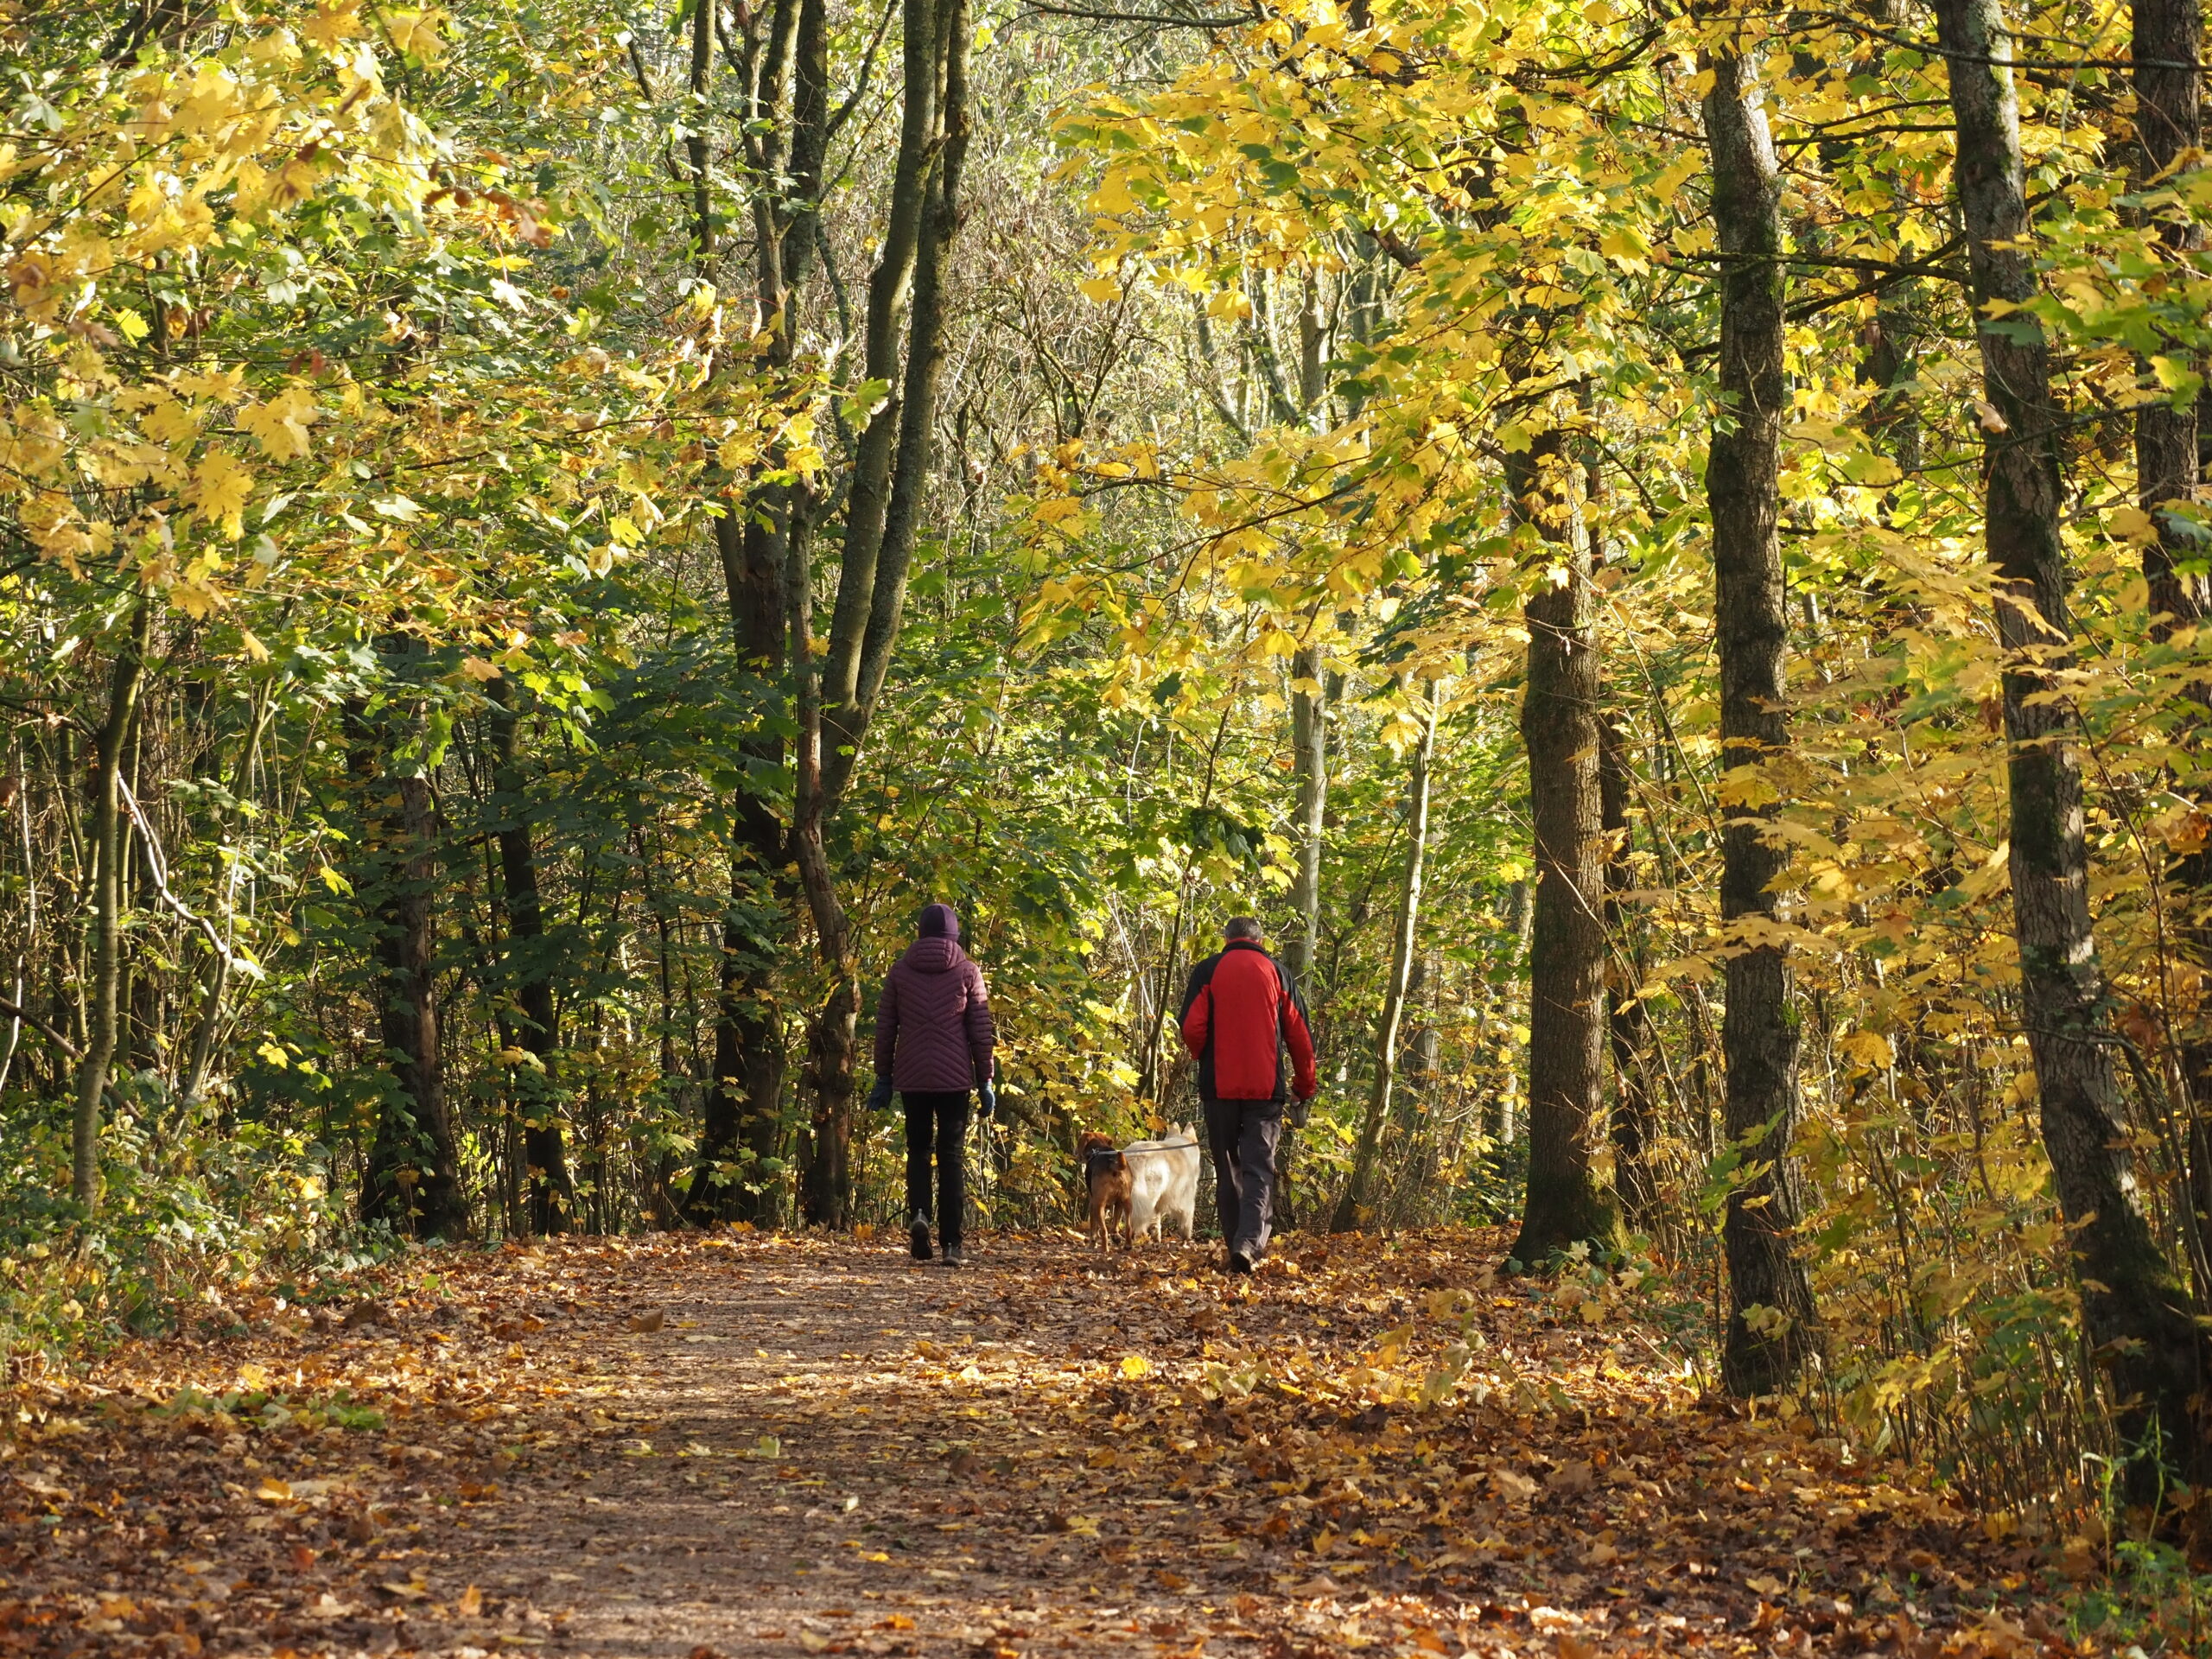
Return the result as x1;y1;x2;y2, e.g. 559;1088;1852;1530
10;0;2212;1601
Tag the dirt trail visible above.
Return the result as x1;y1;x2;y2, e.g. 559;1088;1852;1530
2;1231;2067;1657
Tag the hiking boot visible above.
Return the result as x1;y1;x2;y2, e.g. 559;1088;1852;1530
940;1243;965;1268
1227;1250;1255;1276
911;1214;933;1262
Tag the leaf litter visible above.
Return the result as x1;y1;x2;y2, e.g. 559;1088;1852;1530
0;1230;2090;1656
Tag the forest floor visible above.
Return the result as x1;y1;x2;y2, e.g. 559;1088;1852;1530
0;1229;2098;1658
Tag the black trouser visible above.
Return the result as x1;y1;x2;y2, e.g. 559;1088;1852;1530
903;1091;970;1248
1204;1095;1283;1260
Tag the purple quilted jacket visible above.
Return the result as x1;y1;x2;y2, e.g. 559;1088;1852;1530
874;932;996;1093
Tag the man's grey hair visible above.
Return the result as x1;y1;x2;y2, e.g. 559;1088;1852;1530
1224;916;1264;942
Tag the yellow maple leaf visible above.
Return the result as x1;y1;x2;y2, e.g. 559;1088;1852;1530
238;386;316;459
185;450;253;537
140;393;200;446
300;1;365;48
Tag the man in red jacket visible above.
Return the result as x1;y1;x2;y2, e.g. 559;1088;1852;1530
1179;917;1318;1274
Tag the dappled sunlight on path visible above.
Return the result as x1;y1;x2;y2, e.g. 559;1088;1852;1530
0;1232;2068;1656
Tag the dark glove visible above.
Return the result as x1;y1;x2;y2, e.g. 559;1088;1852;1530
977;1079;998;1121
1287;1094;1313;1130
866;1077;894;1114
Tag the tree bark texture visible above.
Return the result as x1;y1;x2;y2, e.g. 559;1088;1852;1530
1937;0;2208;1493
1332;684;1437;1232
2129;0;2212;1297
489;683;577;1235
2135;0;2206;634
71;601;150;1211
1600;710;1657;1228
687;0;826;1224
1509;432;1618;1263
1290;644;1328;988
359;764;469;1240
1704;45;1821;1396
789;0;970;1217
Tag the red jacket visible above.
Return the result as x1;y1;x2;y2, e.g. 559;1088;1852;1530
1179;940;1317;1103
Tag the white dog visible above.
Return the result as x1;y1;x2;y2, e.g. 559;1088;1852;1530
1125;1125;1201;1244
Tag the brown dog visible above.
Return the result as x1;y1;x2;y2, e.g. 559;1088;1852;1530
1079;1132;1133;1250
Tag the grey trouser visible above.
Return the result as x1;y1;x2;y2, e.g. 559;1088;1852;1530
1203;1095;1283;1258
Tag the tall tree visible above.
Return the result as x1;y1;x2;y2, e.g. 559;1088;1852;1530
1600;710;1657;1227
791;0;973;1226
2134;0;2204;637
488;683;578;1235
1936;0;2207;1493
71;601;150;1211
687;0;830;1224
1290;644;1328;992
350;661;469;1242
1509;430;1618;1262
1702;37;1820;1395
1332;682;1439;1231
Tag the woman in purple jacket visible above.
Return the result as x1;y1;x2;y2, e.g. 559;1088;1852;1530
866;903;996;1267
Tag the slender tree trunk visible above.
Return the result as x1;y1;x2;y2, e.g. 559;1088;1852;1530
1332;684;1438;1231
489;683;577;1234
1938;0;2208;1494
2137;0;2204;637
1704;43;1820;1395
2130;0;2212;1274
71;601;150;1211
1509;433;1617;1263
1278;645;1330;1230
350;671;469;1240
1495;880;1530;1144
1290;645;1328;988
1601;711;1656;1227
687;0;824;1224
791;0;971;1217
1405;951;1439;1096
790;499;860;1229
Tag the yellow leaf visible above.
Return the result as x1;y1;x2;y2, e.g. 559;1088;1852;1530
2108;504;2158;545
302;2;365;47
1837;1029;1892;1068
1091;170;1137;214
460;655;503;683
185;450;253;537
1121;1354;1152;1379
142;393;201;446
1079;276;1122;304
238;386;316;460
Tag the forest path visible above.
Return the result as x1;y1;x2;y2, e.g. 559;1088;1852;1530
10;1231;2065;1657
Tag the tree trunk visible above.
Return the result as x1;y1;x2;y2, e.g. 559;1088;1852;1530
2131;0;2212;1281
352;675;469;1240
1938;0;2208;1495
1704;43;1820;1396
1509;433;1617;1263
684;0;826;1225
1332;684;1438;1232
2137;0;2204;637
71;601;150;1212
790;0;970;1214
1290;645;1328;988
489;683;577;1235
1600;710;1657;1228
